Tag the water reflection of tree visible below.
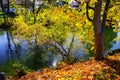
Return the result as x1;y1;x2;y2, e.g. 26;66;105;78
6;29;21;60
6;30;13;58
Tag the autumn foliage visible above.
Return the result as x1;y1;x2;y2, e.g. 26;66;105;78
19;53;120;80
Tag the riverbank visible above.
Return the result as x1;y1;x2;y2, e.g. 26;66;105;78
19;53;120;80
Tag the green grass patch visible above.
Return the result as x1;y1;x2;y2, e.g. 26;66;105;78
0;60;15;76
0;59;33;78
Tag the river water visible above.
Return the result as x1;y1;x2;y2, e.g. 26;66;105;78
110;29;120;50
0;29;87;68
0;30;28;64
0;28;119;67
0;31;8;64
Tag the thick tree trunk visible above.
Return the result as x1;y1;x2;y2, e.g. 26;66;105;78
94;33;104;60
86;0;110;60
93;0;104;60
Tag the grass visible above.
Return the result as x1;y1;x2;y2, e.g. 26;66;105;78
0;60;15;76
0;59;33;79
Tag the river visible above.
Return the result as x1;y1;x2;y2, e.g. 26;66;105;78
0;30;28;64
110;28;120;50
0;28;119;68
0;29;88;68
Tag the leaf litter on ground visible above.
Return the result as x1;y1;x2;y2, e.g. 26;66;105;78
19;53;120;80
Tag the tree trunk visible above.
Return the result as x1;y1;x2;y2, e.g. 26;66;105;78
93;0;104;60
33;0;35;14
33;0;36;23
7;0;9;12
86;0;110;60
0;0;6;23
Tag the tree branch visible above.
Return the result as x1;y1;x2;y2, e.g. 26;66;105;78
72;55;80;63
67;35;75;56
86;2;93;22
87;5;94;10
54;41;68;56
47;42;65;61
47;40;68;56
102;0;110;33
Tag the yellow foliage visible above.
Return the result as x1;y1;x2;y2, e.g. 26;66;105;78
11;5;94;50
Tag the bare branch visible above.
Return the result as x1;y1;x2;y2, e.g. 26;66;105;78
72;55;80;63
54;41;68;56
46;40;68;56
47;42;65;60
67;35;75;56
